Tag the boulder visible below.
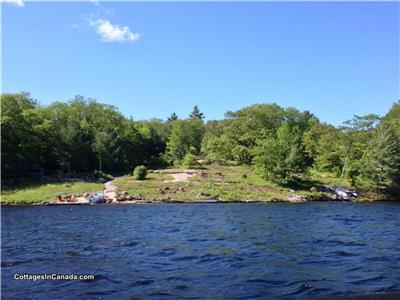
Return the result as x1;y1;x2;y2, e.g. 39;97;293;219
287;194;307;203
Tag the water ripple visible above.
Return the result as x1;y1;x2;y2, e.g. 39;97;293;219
2;202;400;299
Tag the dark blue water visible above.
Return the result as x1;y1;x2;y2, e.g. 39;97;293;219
2;203;400;299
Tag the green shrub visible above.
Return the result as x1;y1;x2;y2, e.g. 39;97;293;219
305;192;332;201
94;170;114;182
182;153;200;168
133;165;147;180
242;173;248;179
188;146;198;155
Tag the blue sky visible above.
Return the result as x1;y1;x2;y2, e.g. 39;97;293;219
2;1;399;125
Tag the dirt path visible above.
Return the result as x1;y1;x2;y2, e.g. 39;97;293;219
104;180;118;202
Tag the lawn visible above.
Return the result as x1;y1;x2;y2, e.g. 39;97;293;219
1;181;103;204
113;164;291;202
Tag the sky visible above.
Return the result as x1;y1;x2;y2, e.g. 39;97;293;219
2;1;399;125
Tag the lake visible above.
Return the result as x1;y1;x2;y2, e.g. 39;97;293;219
2;203;400;299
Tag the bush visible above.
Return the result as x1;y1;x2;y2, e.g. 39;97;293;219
147;156;167;168
188;146;198;155
94;170;114;182
182;153;200;168
133;165;147;180
305;192;332;201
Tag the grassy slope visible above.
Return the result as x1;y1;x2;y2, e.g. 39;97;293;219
113;164;292;202
1;164;380;204
114;164;381;202
1;181;103;204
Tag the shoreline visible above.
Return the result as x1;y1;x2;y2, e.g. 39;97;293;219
2;198;395;206
2;167;395;205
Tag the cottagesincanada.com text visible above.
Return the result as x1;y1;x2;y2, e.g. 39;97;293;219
13;273;95;281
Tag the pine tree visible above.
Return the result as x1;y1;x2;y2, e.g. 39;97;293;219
167;112;178;122
362;122;400;194
189;105;205;120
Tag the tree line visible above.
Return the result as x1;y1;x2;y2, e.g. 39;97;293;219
1;93;399;195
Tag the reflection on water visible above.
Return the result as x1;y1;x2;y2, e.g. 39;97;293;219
2;203;400;299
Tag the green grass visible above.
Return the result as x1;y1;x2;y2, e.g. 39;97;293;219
113;164;290;202
113;164;380;202
2;164;378;204
1;181;103;204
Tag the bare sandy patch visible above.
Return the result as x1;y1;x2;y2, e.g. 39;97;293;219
166;173;196;182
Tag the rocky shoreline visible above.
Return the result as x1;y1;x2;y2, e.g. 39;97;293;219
3;175;381;206
5;198;379;206
48;179;313;205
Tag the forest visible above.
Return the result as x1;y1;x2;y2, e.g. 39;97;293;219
1;93;399;197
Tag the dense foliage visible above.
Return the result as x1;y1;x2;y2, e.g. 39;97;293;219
1;94;169;179
133;165;147;180
182;153;200;168
2;93;399;196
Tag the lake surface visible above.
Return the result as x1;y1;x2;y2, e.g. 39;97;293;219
2;203;400;299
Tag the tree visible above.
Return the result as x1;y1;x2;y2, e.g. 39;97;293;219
338;114;380;186
361;122;400;194
201;120;233;162
136;119;170;166
201;104;286;165
360;103;400;194
182;153;200;168
303;122;343;174
200;104;314;167
253;122;307;183
167;112;178;122
93;131;110;172
383;101;400;134
201;135;234;162
1;93;158;178
166;118;204;163
232;145;252;165
1;93;46;178
189;105;205;120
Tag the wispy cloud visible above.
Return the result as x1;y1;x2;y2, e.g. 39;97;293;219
1;0;25;7
88;18;140;43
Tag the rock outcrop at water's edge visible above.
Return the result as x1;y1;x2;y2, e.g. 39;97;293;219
56;193;89;204
287;194;307;203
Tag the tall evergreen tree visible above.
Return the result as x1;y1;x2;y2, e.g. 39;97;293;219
362;122;400;194
167;112;178;122
189;105;205;120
